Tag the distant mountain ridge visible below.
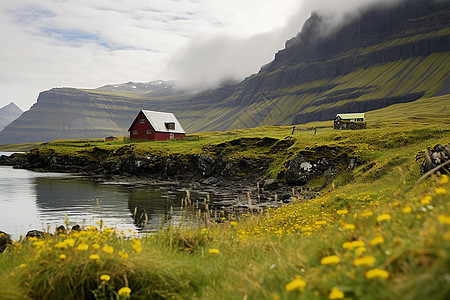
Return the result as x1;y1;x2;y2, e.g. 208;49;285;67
0;102;22;133
0;0;449;144
95;80;189;97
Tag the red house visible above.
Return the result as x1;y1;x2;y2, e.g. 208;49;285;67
128;110;186;141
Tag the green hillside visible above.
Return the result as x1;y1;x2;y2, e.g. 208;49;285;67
0;0;448;144
1;104;449;299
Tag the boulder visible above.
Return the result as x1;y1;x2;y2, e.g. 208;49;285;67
25;230;46;238
421;144;450;174
72;225;81;231
197;154;219;177
0;231;12;253
56;225;66;234
285;155;317;185
263;179;279;191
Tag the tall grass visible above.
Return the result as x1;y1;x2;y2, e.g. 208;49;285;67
1;174;448;299
1;115;449;299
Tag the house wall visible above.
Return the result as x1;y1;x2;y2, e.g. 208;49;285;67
130;111;156;140
153;132;185;141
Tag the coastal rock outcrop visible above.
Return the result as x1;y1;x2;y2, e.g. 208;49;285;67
0;231;12;253
282;145;364;186
421;144;450;174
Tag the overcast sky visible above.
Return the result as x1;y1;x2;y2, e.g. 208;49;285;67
0;0;402;111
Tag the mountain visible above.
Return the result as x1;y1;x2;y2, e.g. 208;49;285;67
0;102;22;132
0;0;449;144
95;80;188;97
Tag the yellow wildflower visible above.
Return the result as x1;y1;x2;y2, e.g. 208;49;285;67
209;248;220;254
102;245;114;254
59;254;67;260
421;195;432;205
328;287;344;299
77;243;89;251
33;241;45;247
353;256;375;267
118;287;131;296
343;223;355;230
92;243;100;250
315;220;327;225
402;206;412;214
369;236;384;246
337;209;348;215
118;250;129;258
55;242;67;249
438;215;450;225
27;236;37;241
376;214;391;222
355;247;366;256
100;274;110;281
302;226;312;231
230;221;238;226
366;268;389;279
439;174;449;185
19;264;27;268
64;238;75;247
285;276;306;291
343;240;365;250
89;254;100;260
321;255;340;265
361;210;373;217
435;187;447;195
132;239;142;253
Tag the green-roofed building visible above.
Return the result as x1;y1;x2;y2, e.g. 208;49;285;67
334;113;366;130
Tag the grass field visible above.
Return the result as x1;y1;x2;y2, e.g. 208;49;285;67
0;98;449;299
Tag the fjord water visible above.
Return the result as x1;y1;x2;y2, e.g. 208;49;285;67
0;165;188;240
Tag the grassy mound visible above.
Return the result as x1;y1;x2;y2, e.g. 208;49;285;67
1;106;449;299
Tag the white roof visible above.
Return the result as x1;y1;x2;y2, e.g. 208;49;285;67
336;113;365;120
141;110;185;134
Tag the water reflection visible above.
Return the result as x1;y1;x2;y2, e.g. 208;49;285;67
0;166;206;239
33;176;194;233
127;187;196;230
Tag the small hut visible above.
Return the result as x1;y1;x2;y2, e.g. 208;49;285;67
334;113;366;130
105;136;118;142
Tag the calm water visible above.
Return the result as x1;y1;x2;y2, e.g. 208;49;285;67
0;164;192;239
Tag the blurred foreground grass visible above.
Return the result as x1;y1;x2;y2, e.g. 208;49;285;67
0;171;448;299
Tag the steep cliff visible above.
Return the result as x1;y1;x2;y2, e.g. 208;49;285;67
182;0;450;130
0;0;448;144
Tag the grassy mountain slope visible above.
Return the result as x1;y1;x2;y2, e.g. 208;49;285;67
0;0;448;145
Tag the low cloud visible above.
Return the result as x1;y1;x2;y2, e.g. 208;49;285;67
164;0;407;91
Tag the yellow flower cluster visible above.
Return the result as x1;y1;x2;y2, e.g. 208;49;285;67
285;276;306;291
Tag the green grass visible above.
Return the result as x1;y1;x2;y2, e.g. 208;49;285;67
0;173;448;299
1;103;449;299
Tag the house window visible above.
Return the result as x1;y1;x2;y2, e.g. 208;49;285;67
146;129;152;134
139;118;145;124
132;130;138;135
165;122;175;130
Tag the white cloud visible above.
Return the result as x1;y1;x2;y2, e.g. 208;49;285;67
0;0;300;110
163;0;409;91
0;0;413;111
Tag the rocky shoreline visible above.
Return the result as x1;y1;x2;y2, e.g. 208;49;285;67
0;141;365;215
